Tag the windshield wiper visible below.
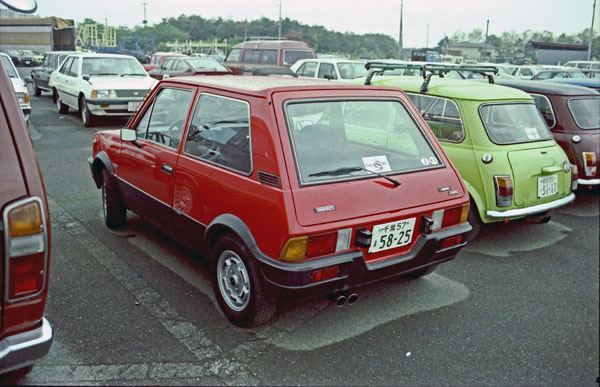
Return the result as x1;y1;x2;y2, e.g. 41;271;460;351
121;73;147;76
309;167;401;187
93;73;118;76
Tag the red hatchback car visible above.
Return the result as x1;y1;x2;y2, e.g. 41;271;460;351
0;59;53;374
89;76;471;326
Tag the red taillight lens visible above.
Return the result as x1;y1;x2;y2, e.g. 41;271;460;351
9;253;45;299
441;235;463;249
310;266;340;283
307;232;337;258
441;203;469;228
494;175;513;207
582;152;597;176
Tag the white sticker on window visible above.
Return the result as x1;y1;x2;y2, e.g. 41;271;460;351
429;157;439;165
362;155;392;172
525;127;541;140
420;157;430;166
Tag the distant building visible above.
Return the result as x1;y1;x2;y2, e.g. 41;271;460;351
447;41;498;61
530;41;588;65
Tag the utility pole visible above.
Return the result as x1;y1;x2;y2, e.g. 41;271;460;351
278;0;282;40
398;0;403;59
142;1;148;27
426;24;429;48
483;19;489;61
589;0;597;60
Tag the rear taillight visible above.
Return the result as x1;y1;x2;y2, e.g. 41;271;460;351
582;152;597;177
3;198;48;301
421;203;469;233
494;175;513;207
280;228;352;261
571;164;578;190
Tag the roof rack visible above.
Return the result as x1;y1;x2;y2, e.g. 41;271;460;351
364;62;499;92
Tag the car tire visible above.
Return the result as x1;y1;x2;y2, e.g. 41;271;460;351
32;77;41;96
401;264;437;279
211;235;276;327
55;90;68;114
102;168;127;229
80;97;96;127
465;199;482;242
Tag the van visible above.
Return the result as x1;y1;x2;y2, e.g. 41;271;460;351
224;39;316;74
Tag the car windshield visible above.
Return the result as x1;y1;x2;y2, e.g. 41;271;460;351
82;57;146;76
283;50;314;65
1;55;18;77
187;58;227;71
569;71;588;79
480;103;553;144
337;62;368;79
568;97;600;129
285;99;442;185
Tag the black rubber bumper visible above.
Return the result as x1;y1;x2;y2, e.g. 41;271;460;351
256;222;472;301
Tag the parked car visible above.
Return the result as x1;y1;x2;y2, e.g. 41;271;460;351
357;64;576;240
563;60;600;72
241;66;297;77
1;53;32;122
1;49;33;67
543;77;600;92
49;53;157;127
142;52;187;72
495;79;600;189
513;65;563;80
291;58;368;81
19;49;43;66
530;69;588;80
147;57;230;80
88;75;472;326
0;53;53;376
224;40;316;74
30;50;79;96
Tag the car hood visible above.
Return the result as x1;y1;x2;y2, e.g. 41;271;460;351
88;76;156;90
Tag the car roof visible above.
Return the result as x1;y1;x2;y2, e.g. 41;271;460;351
66;53;138;59
297;58;365;64
232;40;313;50
168;75;391;96
368;76;531;101
495;78;600;96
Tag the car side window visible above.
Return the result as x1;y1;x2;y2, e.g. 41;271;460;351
408;93;465;142
43;54;51;67
317;63;337;80
242;49;260;63
298;62;317;77
261;49;277;64
59;57;73;75
173;61;186;71
184;94;252;174
530;94;556;129
521;68;533;76
68;57;79;77
138;88;194;149
226;48;241;62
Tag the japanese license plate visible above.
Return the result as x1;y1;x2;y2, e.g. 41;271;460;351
128;101;141;112
369;218;416;253
538;174;558;198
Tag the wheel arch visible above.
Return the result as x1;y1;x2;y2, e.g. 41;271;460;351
205;214;264;262
91;151;113;189
463;179;486;220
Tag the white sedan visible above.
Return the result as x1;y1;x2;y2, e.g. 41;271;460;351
1;52;32;122
290;58;368;81
49;53;156;127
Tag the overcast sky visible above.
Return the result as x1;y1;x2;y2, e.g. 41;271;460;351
29;0;600;48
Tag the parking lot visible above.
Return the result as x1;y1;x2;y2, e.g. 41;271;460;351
5;67;600;385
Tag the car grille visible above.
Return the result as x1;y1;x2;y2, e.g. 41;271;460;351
116;89;148;98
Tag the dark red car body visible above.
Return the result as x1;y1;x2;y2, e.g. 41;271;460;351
89;76;471;326
0;60;53;374
142;52;187;72
496;79;600;188
224;40;316;75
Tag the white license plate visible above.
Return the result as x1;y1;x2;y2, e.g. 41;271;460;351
128;101;141;112
538;174;558;198
369;218;416;253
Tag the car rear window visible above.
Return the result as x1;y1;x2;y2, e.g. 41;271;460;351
285;99;443;185
283;50;315;66
480;103;553;144
568;97;600;129
530;94;556;128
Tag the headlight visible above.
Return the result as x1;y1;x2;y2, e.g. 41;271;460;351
93;90;117;98
16;92;25;104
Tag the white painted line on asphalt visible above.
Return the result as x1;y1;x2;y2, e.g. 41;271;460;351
463;220;572;257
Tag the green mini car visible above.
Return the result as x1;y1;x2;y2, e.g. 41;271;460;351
356;64;576;239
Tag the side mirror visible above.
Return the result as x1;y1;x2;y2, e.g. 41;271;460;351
162;74;170;80
24;76;32;85
82;74;90;82
120;128;137;142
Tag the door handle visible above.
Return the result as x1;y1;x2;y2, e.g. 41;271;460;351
161;163;173;174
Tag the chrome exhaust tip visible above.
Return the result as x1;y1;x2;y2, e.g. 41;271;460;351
347;293;358;305
335;294;347;307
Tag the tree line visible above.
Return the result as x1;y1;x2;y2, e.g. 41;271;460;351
80;15;598;62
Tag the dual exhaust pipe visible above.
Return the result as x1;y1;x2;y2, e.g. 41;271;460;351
330;292;358;307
